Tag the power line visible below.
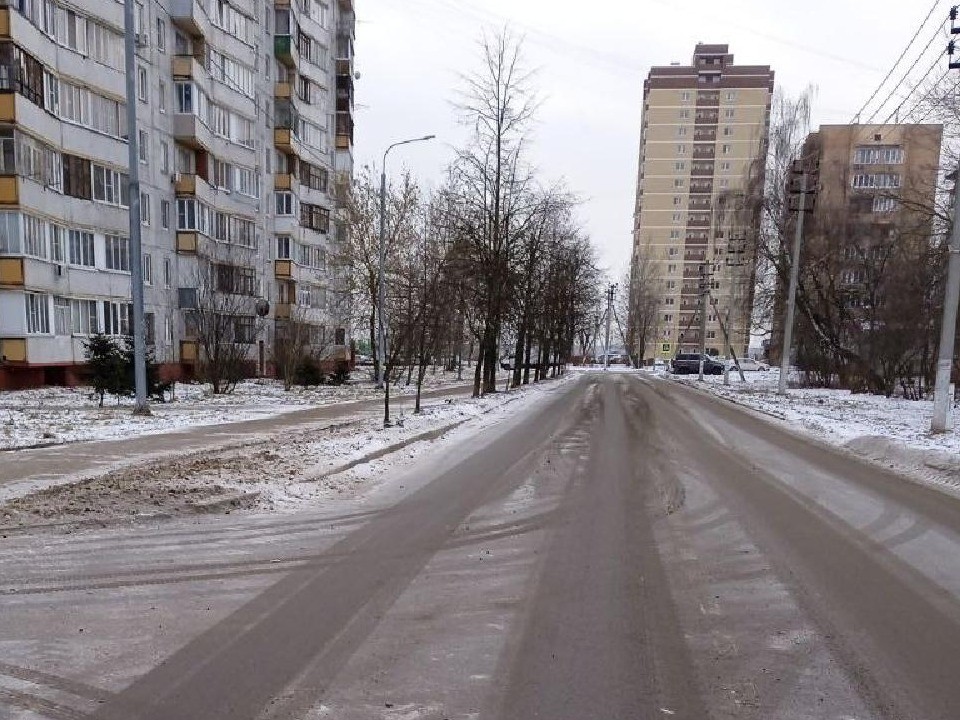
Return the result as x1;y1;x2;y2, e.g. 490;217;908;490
876;50;947;125
850;0;942;123
866;18;949;124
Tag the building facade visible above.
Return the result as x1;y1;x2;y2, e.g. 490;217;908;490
768;122;943;366
628;43;773;363
0;0;354;389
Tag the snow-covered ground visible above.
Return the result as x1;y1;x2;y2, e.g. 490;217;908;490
0;369;472;450
0;375;569;529
667;369;960;496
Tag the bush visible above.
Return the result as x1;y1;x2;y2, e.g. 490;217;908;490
294;355;325;386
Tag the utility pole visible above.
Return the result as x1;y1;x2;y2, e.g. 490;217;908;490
123;0;149;415
603;284;616;370
933;18;960;431
698;263;708;381
778;160;817;395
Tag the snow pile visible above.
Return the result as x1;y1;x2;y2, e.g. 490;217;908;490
671;371;960;495
0;370;472;450
0;377;564;529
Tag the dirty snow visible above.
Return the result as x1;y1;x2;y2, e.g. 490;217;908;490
666;369;960;496
0;375;568;530
0;369;471;451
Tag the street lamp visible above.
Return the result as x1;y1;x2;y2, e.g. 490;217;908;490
376;135;436;390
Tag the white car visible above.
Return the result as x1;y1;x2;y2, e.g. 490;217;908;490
728;358;769;372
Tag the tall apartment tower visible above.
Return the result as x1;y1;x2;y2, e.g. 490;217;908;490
629;43;773;363
0;0;355;389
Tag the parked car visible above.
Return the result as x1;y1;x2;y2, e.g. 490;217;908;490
727;358;769;372
651;359;668;372
671;353;724;375
355;354;374;366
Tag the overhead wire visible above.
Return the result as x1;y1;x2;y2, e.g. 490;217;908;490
850;0;942;123
864;16;948;124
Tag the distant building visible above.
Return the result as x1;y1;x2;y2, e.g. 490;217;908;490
628;43;774;363
0;0;356;389
769;123;943;365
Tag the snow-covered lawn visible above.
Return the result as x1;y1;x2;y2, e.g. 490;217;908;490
667;369;960;495
0;376;568;528
0;369;472;450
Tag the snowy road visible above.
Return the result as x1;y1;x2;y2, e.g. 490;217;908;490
2;373;960;719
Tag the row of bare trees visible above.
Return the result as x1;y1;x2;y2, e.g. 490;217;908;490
340;32;601;408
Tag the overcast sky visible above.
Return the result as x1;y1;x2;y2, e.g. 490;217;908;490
354;0;947;279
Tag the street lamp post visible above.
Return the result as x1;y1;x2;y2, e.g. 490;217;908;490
376;135;435;424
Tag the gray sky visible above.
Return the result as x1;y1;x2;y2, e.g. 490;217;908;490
354;0;946;279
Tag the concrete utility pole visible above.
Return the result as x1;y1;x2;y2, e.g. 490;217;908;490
778;170;809;396
932;170;960;431
123;0;149;415
603;284;616;370
376;135;435;392
698;263;708;381
932;23;960;431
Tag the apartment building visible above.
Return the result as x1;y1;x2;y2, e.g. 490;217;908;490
0;0;354;389
768;122;943;363
628;43;773;363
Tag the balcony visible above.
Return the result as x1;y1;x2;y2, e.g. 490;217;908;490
274;302;293;320
275;35;297;67
275;260;292;279
176;232;199;254
172;54;201;79
170;0;207;39
0;257;24;286
180;340;199;363
0;175;18;205
336;32;353;75
274;173;294;191
335;111;353;150
173;113;211;151
338;0;354;10
174;173;199;195
274;81;293;99
274;128;293;153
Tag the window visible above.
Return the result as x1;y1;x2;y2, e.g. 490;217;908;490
854;146;904;165
50;225;64;262
143;253;153;285
663;314;673;323
140;192;151;225
104;234;130;271
137;65;147;102
668;264;677;273
674;161;686;171
725;91;737;101
681;91;691;101
275;191;294;216
672;212;682;223
156;18;166;52
668;247;679;256
276;235;291;259
669;230;680;240
68;229;94;266
852;173;901;189
92;164;129;206
22;214;46;258
673;196;682;206
164;315;172;344
103;301;132;335
138;129;149;163
158;80;167;112
161;199;170;229
300;202;329;232
160;141;169;174
300;161;327;192
176;81;194;113
233;315;256;344
677;144;686;154
673;179;684;188
144;312;155;345
0;211;21;254
25;292;50;334
677;127;687;137
722;127;733;136
53;295;71;335
722;144;731;154
719;162;731;172
724;108;735;119
873;196;898;213
679;109;690;119
163;257;171;288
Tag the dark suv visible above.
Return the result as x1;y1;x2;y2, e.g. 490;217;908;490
671;353;724;375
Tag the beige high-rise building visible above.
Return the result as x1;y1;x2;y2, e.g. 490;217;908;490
628;43;773;363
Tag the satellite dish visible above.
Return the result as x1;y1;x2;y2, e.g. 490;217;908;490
354;71;361;80
255;299;270;317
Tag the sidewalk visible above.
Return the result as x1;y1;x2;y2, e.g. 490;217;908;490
1;385;472;487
